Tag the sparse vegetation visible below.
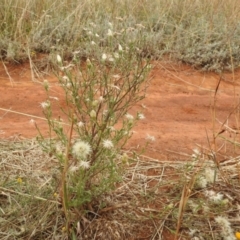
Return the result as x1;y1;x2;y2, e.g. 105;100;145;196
1;0;240;239
1;0;240;71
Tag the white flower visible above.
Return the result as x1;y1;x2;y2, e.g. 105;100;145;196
69;165;80;172
146;64;152;69
79;160;90;169
108;56;114;62
99;96;104;102
29;119;35;125
114;52;119;59
92;100;98;107
125;113;134;121
88;30;93;36
204;190;215;198
91;41;96;45
112;74;121;79
103;110;108;116
55;142;64;156
86;58;92;67
108;126;115;131
215;216;235;239
102;53;107;61
167;203;174;209
56;54;62;63
108;22;113;28
72;140;92;160
40;101;50;109
62;75;70;81
193;148;200;155
211;192;224;202
69;161;90;172
192;148;201;159
205;168;215;184
103;139;114;149
118;44;123;52
137;113;145;120
77;121;84;128
73;50;80;55
195;176;207;189
107;29;113;37
204;190;223;202
61;76;70;86
66;83;71;88
146;134;155;142
90;110;96;118
95;33;99;38
188;200;199;214
89;22;96;27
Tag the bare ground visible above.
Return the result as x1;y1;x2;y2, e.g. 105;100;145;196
1;60;240;161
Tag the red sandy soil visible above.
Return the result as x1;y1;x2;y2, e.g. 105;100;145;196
1;60;240;162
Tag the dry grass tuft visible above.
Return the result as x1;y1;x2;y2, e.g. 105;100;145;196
1;139;240;239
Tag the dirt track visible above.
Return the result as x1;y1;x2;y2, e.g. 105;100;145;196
1;60;240;161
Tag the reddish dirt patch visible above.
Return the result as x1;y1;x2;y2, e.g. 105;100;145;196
1;60;240;161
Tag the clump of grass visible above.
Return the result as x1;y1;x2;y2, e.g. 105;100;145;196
1;0;240;72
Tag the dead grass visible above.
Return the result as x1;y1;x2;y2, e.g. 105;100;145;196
1;138;240;239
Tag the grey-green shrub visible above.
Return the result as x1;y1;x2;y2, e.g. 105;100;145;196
1;0;240;71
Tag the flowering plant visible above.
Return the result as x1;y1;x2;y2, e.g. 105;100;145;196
37;39;151;230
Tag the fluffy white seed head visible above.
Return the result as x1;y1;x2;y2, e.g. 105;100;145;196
205;168;215;183
195;176;207;189
146;134;155;142
118;44;123;52
79;160;90;169
90;110;96;118
92;100;98;107
107;29;113;37
57;54;62;63
99;96;104;102
125;113;134;121
86;58;92;67
77;121;84;128
29;119;35;125
215;216;235;239
102;139;114;149
72;140;91;160
102;53;107;61
137;113;145;120
204;190;223;203
40;101;50;109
